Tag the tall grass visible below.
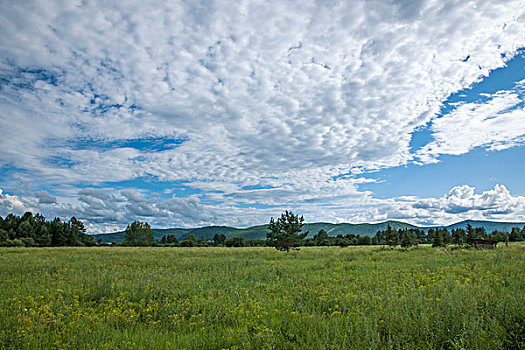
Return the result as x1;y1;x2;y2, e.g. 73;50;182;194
1;244;524;349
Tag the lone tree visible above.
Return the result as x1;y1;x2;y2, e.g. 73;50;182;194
267;210;308;252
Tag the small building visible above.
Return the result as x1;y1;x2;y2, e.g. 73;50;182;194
470;239;498;249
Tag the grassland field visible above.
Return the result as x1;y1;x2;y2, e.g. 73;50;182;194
1;244;524;349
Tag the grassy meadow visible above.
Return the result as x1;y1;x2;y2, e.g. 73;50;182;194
1;244;524;349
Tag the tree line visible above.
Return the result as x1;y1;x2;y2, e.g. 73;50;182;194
0;212;95;247
374;223;525;248
123;223;265;247
137;217;525;249
2;211;525;248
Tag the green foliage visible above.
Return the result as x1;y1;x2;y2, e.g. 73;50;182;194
178;239;194;247
384;224;398;246
466;223;476;242
20;237;35;247
0;229;7;243
2;213;20;234
400;229;413;247
35;223;52;247
1;238;25;247
432;228;452;247
124;221;154;246
452;228;465;244
67;217;85;246
91;220;525;244
51;217;67;246
179;234;197;247
475;226;486;237
167;235;179;245
160;234;179;246
213;234;226;245
510;227;524;241
82;234;96;247
17;221;35;240
313;229;329;246
4;211;525;249
432;229;444;247
488;230;508;242
0;212;93;247
266;211;308;252
357;235;372;245
335;237;351;247
1;244;524;349
224;236;246;247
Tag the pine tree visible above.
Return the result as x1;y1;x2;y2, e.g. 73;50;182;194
400;229;413;247
466;223;476;242
67;217;85;246
17;220;35;240
384;225;397;247
0;228;7;243
452;229;463;244
167;235;178;244
432;229;443;247
36;222;52;246
267;211;308;252
314;229;329;246
124;221;154;246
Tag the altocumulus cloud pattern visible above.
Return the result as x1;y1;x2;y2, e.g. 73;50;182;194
1;0;525;232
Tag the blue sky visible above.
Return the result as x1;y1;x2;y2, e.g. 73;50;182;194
1;0;525;233
362;52;525;198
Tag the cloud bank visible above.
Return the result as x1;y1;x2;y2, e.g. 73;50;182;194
2;184;524;233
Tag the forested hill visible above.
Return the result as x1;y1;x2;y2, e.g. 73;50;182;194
92;220;525;243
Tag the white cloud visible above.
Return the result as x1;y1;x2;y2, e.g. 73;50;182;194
0;187;221;232
417;81;525;162
0;189;39;216
35;191;57;204
1;183;524;233
414;184;523;214
1;0;525;230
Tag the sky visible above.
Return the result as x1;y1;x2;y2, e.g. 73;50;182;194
1;0;525;233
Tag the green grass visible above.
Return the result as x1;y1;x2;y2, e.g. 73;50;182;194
1;244;524;349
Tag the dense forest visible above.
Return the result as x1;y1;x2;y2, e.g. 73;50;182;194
0;212;95;247
371;224;524;247
1;212;524;248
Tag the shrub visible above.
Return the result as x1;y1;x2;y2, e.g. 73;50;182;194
2;239;25;247
224;236;246;247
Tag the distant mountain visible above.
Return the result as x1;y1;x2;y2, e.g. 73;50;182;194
92;226;241;244
92;219;525;243
442;220;525;234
